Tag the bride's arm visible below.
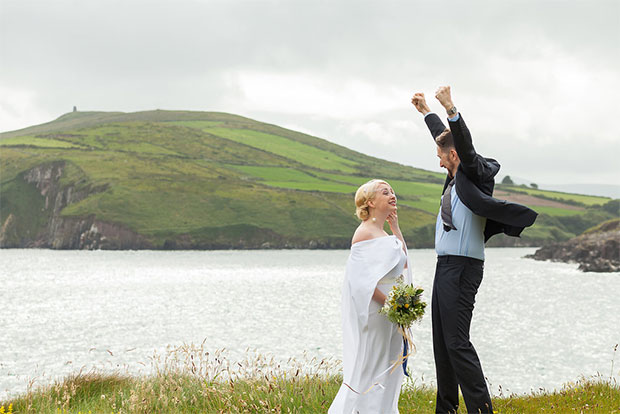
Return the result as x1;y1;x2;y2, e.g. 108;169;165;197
372;288;387;305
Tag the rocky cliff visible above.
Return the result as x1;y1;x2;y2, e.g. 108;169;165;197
526;219;620;272
0;162;152;249
0;162;348;250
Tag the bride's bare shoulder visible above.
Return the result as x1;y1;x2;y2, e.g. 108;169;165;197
351;225;375;246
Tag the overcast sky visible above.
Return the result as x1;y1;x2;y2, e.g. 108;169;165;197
1;0;619;186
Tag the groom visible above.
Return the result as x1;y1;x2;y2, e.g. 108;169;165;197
411;86;537;413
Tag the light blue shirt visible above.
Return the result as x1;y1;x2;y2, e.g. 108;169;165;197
435;184;486;261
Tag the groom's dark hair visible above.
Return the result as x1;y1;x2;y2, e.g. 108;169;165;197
435;129;454;152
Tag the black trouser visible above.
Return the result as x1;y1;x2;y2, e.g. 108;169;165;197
432;255;493;414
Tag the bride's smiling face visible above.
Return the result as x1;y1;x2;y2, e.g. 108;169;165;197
370;183;397;214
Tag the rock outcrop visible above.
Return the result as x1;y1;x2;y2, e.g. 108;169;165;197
526;219;620;272
0;162;153;250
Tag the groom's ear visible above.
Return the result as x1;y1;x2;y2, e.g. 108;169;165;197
450;148;459;161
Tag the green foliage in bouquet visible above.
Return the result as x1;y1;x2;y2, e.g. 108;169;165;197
379;276;426;328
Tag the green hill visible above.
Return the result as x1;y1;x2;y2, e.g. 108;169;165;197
0;110;615;249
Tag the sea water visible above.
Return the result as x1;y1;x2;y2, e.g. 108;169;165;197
1;248;618;399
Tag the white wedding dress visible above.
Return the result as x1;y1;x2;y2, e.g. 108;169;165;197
329;235;411;414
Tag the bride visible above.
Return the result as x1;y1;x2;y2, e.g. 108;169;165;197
329;179;411;414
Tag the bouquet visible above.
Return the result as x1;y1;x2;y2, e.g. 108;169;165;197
379;275;426;376
379;275;426;327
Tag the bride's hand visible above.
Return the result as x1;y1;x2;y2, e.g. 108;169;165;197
387;211;400;232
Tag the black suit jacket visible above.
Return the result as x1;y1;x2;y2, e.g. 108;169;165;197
425;113;538;242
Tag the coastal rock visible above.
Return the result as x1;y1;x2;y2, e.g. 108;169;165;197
0;162;152;250
526;219;620;272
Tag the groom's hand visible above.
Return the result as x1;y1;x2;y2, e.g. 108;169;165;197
411;92;430;115
435;86;454;111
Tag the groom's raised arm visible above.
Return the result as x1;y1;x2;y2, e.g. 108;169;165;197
411;92;446;140
435;85;498;182
425;113;448;140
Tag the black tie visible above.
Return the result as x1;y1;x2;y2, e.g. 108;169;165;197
441;178;457;232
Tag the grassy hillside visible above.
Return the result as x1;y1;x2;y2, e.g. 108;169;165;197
0;110;615;249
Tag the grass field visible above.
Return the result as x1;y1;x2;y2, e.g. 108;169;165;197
0;136;83;149
3;374;618;413
528;205;585;216
205;127;359;173
2;344;618;413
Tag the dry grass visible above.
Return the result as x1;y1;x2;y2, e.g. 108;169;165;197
2;343;619;413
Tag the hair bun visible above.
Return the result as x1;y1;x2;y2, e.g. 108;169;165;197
354;179;389;221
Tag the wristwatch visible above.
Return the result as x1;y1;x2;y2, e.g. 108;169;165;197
447;106;457;116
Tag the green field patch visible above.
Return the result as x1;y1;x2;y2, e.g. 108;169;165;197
166;120;223;129
71;123;295;166
60;183;223;234
232;166;320;182
0;148;56;183
229;166;359;193
519;223;576;242
312;172;372;186
0;136;82;149
263;180;357;193
105;141;183;156
204;127;358;172
399;198;440;215
56;151;222;187
530;206;585;216
503;185;609;206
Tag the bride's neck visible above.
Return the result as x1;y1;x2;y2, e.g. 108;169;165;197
365;213;387;230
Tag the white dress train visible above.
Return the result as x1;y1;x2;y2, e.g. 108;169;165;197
329;235;411;414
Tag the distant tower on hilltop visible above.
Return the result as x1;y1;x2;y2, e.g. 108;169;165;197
73;106;77;112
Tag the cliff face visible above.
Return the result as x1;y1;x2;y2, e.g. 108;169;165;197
0;163;347;250
526;219;620;272
0;162;152;249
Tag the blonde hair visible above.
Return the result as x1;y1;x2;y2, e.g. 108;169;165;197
355;179;389;220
